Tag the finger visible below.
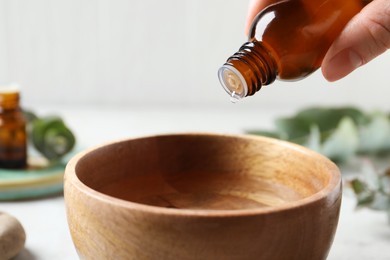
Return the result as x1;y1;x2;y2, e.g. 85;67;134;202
245;0;277;35
322;0;390;81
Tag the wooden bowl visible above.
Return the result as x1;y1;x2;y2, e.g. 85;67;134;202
64;133;341;260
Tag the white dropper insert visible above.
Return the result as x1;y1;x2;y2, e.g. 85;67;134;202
0;83;20;94
218;65;248;102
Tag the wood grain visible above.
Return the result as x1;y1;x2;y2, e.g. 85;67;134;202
64;133;342;260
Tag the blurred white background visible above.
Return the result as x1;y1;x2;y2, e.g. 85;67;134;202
0;0;389;111
1;3;390;259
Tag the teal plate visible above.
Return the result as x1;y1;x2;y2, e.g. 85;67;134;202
0;161;66;200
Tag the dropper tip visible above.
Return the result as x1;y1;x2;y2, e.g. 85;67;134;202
230;91;241;104
218;65;248;101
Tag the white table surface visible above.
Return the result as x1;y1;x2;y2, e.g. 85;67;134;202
1;105;390;260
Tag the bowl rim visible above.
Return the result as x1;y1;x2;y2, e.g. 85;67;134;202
64;132;341;217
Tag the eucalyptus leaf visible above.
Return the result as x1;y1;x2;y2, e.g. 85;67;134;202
349;178;375;208
31;116;76;161
351;179;367;194
321;117;359;162
246;130;281;139
349;162;390;217
368;193;390;211
295;107;366;132
245;106;390;163
383;172;390;194
358;112;390;154
350;177;376;208
361;159;381;190
275;117;310;141
356;192;375;208
21;109;77;163
274;106;365;144
302;124;321;153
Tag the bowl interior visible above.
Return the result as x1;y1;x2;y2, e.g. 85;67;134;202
74;134;331;210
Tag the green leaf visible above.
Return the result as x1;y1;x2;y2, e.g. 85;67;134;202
245;130;281;139
369;193;390;211
356;192;375;207
295;106;366;132
350;164;390;213
244;106;390;164
301;124;321;153
275;117;310;141
351;179;368;194
358;111;390;154
321;117;359;161
274;107;366;144
31;116;76;161
382;171;390;195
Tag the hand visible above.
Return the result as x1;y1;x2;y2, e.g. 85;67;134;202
245;0;390;82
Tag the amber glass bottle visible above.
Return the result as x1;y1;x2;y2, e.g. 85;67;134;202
0;86;27;169
218;0;370;100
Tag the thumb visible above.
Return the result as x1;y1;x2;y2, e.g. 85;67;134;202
321;0;390;82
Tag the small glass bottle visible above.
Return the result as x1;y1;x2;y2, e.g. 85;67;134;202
0;84;27;169
218;0;370;100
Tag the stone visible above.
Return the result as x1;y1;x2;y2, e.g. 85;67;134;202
0;212;26;260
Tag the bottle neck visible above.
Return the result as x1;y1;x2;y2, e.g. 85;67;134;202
0;91;21;111
218;41;277;100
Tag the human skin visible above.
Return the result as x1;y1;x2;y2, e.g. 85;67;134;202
244;0;390;82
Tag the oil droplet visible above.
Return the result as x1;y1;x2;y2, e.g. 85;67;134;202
230;91;240;104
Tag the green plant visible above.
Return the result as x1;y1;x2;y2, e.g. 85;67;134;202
23;110;76;164
247;107;390;162
349;161;390;222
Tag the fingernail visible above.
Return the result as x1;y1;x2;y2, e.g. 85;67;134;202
324;50;362;81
